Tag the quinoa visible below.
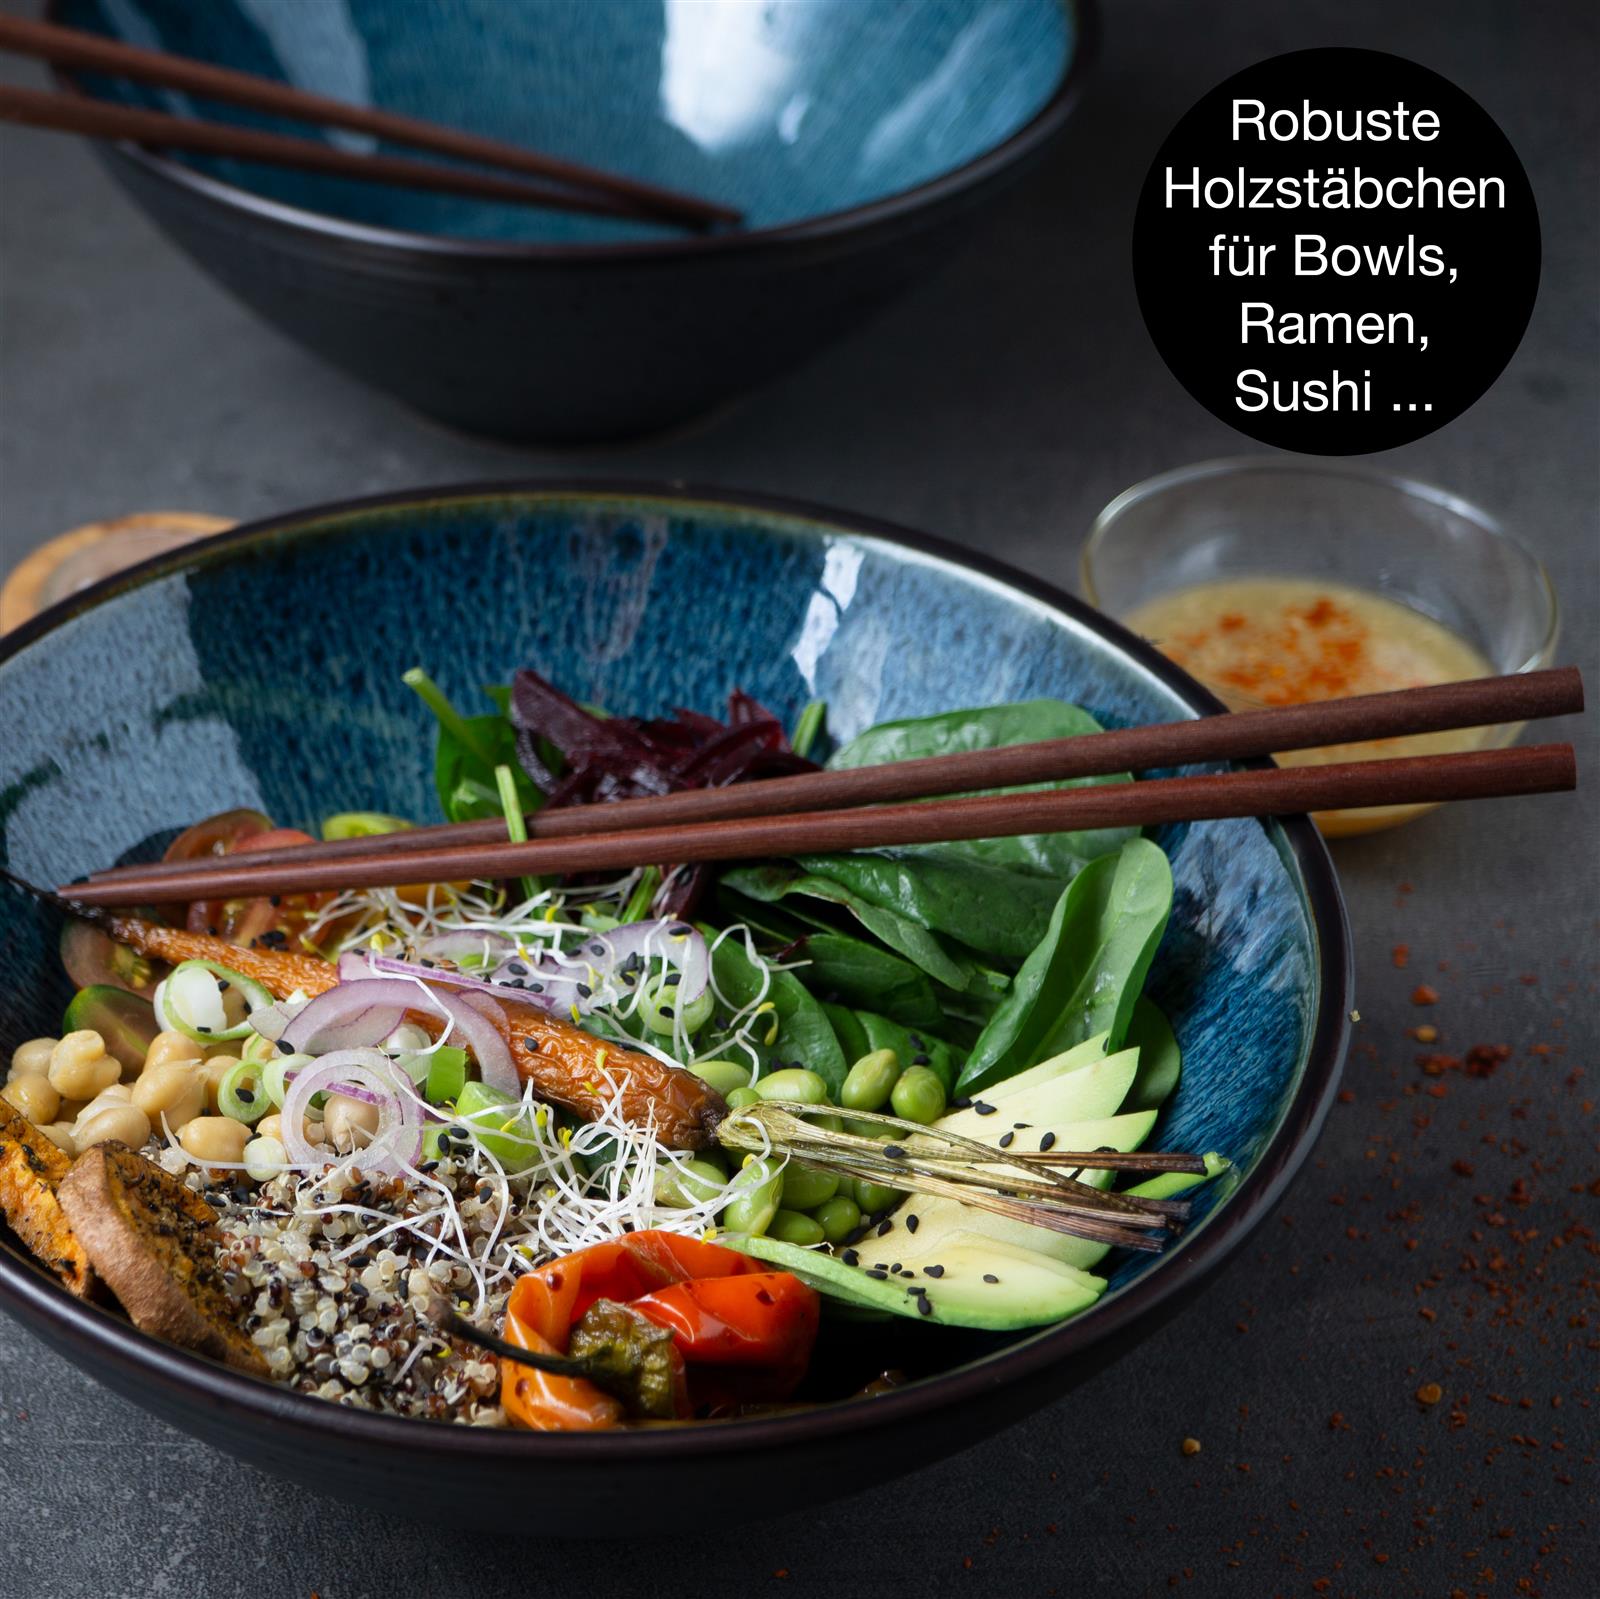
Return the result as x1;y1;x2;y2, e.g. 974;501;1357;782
157;1145;518;1424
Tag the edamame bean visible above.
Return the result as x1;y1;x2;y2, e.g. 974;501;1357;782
840;1049;900;1112
768;1210;825;1247
654;1157;729;1208
641;979;714;1036
850;1177;901;1215
724;1085;762;1110
687;1058;752;1098
721;1156;782;1235
890;1065;947;1125
779;1162;840;1211
812;1195;862;1243
753;1067;829;1104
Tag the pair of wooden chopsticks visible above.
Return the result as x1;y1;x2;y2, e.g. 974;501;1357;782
65;668;1582;907
0;15;739;229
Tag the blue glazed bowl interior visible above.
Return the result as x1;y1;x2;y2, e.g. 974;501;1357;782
56;0;1077;243
0;489;1324;1322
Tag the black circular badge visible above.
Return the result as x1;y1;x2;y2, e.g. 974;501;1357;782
1133;48;1540;453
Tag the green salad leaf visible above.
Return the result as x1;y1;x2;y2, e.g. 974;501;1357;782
1123;995;1183;1111
956;839;1174;1094
795;850;1062;969
826;699;1137;878
704;928;848;1093
722;862;977;991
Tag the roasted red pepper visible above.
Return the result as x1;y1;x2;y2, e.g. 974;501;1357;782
498;1231;819;1429
499;1264;624;1432
631;1270;821;1406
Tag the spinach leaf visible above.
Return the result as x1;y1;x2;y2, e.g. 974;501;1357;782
1124;996;1183;1111
955;839;1174;1094
723;862;976;991
821;1004;870;1064
820;1005;964;1093
796;850;1061;969
705;929;847;1093
409;674;543;826
827;699;1137;878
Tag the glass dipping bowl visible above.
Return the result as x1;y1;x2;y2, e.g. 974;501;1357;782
1080;457;1559;836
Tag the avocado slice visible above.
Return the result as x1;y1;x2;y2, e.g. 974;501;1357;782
728;1232;1105;1330
976;1033;1109;1099
937;1056;1142;1145
854;1155;1227;1275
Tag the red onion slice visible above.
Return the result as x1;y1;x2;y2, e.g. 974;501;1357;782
339;956;518;1095
596;919;708;1002
281;1049;422;1175
281;979;416;1056
418;929;516;965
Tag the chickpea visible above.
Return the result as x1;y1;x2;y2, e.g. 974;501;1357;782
48;1031;120;1100
36;1122;78;1156
10;1038;58;1078
131;1063;206;1133
82;1084;132;1113
323;1093;380;1153
75;1103;152;1150
1;1074;61;1124
255;1109;325;1149
179;1116;250;1165
143;1031;204;1073
195;1054;240;1114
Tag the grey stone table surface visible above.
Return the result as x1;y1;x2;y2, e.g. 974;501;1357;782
0;2;1595;1596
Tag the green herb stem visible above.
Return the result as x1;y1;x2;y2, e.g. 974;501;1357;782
403;667;495;768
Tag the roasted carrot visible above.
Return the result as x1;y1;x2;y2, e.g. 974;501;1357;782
100;915;725;1149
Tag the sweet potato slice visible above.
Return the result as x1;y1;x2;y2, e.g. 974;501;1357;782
0;1101;94;1296
56;1143;267;1376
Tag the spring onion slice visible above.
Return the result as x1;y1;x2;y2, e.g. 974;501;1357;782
153;959;274;1043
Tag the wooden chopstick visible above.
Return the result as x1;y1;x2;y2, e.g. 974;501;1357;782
62;743;1577;906
0;14;738;228
0;85;668;220
87;667;1585;887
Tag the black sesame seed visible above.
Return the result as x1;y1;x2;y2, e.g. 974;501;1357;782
973;1101;997;1116
523;1037;541;1052
865;1268;889;1281
576;983;592;999
668;923;691;936
983;1273;999;1284
269;896;282;908
216;979;230;992
916;1296;933;1315
237;1088;254;1103
1040;1132;1057;1152
508;962;528;976
659;1005;675;1019
841;1249;860;1266
906;1214;920;1233
923;1264;945;1278
951;1096;973;1110
882;1144;907;1160
998;1131;1015;1149
876;1219;893;1237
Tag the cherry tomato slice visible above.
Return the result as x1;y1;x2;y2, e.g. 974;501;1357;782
59;921;160;999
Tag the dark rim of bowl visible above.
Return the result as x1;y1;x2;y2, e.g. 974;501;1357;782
46;0;1098;263
0;478;1352;1464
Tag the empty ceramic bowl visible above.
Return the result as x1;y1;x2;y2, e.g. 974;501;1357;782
51;0;1097;439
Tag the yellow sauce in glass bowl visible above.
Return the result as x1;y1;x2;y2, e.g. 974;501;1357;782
1123;577;1497;836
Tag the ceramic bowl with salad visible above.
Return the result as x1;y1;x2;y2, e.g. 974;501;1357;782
0;484;1350;1530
